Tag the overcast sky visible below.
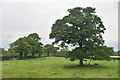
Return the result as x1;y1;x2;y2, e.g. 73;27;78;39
0;0;119;51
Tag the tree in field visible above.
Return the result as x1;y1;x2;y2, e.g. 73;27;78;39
9;37;31;59
27;33;43;57
44;44;59;56
53;47;59;56
34;42;43;57
37;46;43;57
9;33;43;59
50;7;115;66
44;44;54;57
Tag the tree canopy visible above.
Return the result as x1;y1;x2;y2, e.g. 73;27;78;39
50;7;115;65
0;47;7;54
9;33;43;59
27;33;43;57
44;44;58;56
9;37;31;59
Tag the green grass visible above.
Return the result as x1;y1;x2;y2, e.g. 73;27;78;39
2;57;119;78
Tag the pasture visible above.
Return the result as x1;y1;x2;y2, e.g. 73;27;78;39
2;57;119;78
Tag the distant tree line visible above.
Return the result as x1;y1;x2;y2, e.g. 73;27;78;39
7;33;67;59
0;33;68;60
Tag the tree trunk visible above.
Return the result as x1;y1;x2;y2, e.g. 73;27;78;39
32;53;34;57
47;52;49;57
79;59;84;66
24;53;27;58
78;41;83;66
39;54;41;57
19;53;23;59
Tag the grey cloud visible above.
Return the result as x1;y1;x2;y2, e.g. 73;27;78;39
1;1;118;51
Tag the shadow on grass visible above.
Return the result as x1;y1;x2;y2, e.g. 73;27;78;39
63;64;108;69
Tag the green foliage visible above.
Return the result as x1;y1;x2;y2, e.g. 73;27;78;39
53;47;59;56
9;37;31;59
55;47;69;57
59;47;69;56
91;46;115;60
43;44;59;56
9;33;43;59
28;33;41;42
115;51;120;56
50;7;115;65
44;44;54;56
60;48;68;54
66;46;115;61
0;48;7;54
27;33;43;57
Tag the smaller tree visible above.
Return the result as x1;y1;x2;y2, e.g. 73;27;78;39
44;44;54;57
52;47;59;56
35;42;43;57
27;33;43;57
9;37;31;59
9;33;43;59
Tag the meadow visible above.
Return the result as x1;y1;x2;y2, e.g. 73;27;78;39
2;57;119;78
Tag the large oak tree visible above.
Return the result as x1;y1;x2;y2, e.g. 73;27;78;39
50;7;115;66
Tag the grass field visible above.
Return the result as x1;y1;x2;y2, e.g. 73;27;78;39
2;57;119;78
